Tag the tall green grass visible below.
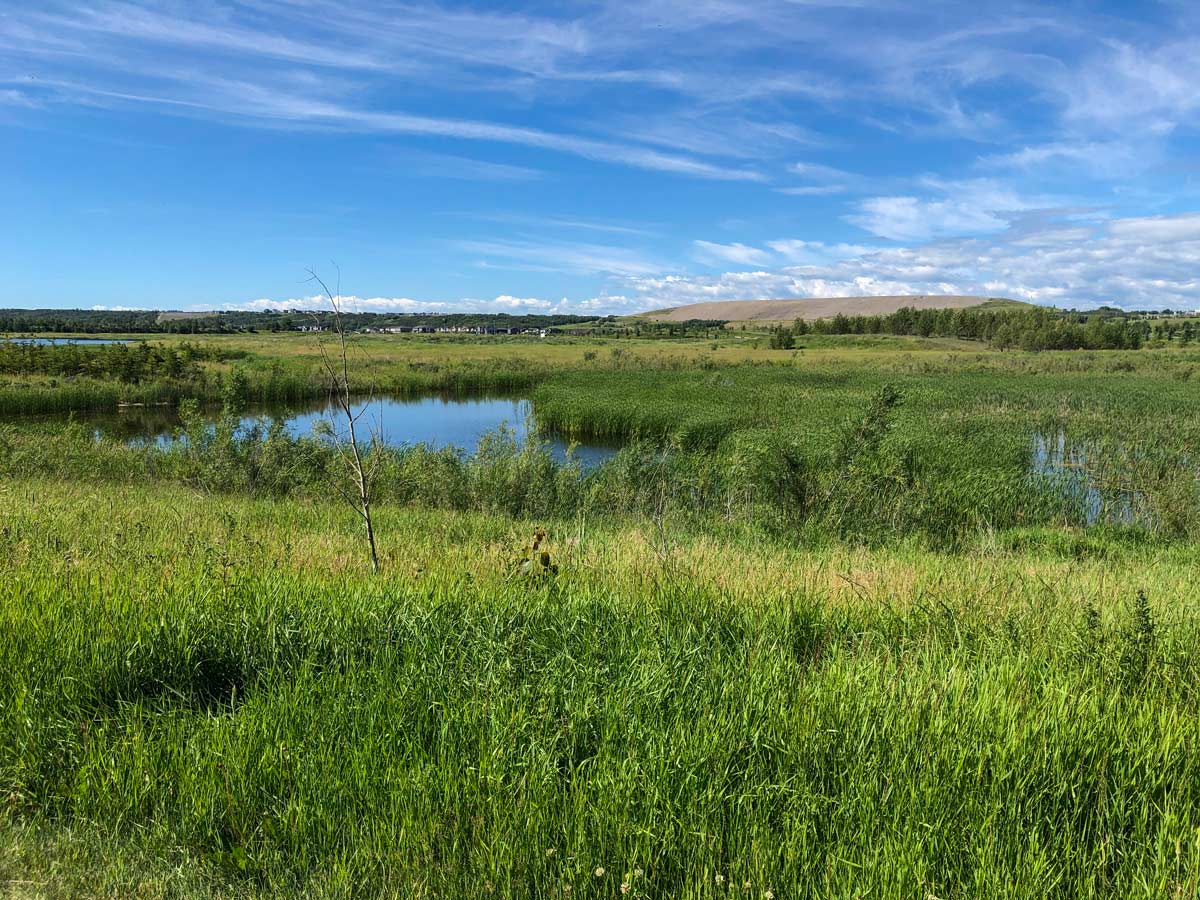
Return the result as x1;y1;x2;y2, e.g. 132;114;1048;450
2;483;1200;897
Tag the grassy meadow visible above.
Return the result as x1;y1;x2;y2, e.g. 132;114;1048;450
3;329;1200;897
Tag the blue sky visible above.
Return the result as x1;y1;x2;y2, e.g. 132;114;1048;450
2;0;1199;313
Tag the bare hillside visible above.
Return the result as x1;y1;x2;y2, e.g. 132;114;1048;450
639;295;1021;323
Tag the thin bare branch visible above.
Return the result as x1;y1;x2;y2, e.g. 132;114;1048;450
305;265;381;573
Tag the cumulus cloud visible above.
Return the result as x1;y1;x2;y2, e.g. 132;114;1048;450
225;211;1200;315
231;296;448;313
225;294;564;314
619;212;1200;311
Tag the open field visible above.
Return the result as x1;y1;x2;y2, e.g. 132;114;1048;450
638;295;1026;323
3;329;1200;897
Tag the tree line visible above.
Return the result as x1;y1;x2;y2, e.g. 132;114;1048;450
768;306;1149;351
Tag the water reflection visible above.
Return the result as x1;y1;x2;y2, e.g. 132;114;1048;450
1030;431;1140;526
5;337;135;346
56;394;619;468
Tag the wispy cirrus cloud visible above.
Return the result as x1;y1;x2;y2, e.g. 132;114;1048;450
454;237;671;277
0;88;39;108
5;0;1200;315
693;241;773;266
399;152;544;183
5;0;1199;187
12;72;764;181
451;211;656;237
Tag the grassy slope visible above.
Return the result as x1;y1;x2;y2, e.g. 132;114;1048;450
3;480;1200;898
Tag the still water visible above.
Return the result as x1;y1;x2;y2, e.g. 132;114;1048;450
63;394;619;468
6;337;135;346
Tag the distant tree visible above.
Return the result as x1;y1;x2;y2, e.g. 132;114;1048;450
769;325;795;349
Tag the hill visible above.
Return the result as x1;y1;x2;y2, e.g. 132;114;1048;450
638;295;1026;323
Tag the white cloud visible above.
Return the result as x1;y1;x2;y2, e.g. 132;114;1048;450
404;152;543;182
455;211;655;236
847;196;1007;241
221;210;1200;316
23;73;765;181
618;212;1200;311
227;294;561;314
455;238;670;276
847;178;1047;241
693;240;773;266
1007;227;1095;246
978;140;1149;179
789;161;855;181
1057;39;1200;133
0;89;39;108
1108;213;1200;243
222;290;667;316
766;239;877;263
232;296;444;313
774;160;863;196
776;185;848;196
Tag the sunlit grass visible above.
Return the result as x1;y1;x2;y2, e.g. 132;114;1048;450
3;480;1200;897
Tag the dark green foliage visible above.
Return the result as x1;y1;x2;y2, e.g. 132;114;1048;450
803;305;1147;350
1120;590;1158;686
768;325;795;349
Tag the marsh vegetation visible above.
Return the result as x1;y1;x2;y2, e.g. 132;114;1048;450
3;326;1200;897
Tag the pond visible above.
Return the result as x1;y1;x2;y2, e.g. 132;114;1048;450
5;337;136;346
1030;431;1148;526
59;394;621;468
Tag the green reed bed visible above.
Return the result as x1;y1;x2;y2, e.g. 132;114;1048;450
0;371;319;417
0;360;549;418
0;405;1084;548
530;355;1200;537
4;352;1200;544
